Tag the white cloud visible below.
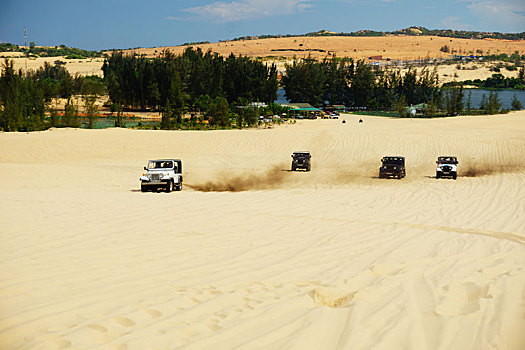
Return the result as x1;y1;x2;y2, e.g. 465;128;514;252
180;0;312;22
464;0;525;30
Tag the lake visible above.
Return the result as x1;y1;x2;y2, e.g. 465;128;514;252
275;89;525;110
464;89;524;109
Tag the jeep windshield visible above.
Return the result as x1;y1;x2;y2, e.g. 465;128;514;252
293;153;310;158
148;161;174;169
438;157;457;164
382;157;404;165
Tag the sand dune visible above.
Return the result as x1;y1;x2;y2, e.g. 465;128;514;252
133;36;525;61
1;112;524;349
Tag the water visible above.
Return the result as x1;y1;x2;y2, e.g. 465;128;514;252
80;117;158;129
275;88;289;104
275;88;525;110
464;89;525;109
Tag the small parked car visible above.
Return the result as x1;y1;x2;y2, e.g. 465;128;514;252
379;156;406;179
291;151;311;171
436;156;458;179
140;159;183;192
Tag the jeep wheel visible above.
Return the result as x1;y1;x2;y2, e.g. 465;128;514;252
452;173;457;180
141;184;147;192
306;165;311;172
165;181;173;193
175;183;183;191
292;165;296;171
436;172;440;179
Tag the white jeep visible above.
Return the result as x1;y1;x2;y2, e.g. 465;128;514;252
140;159;183;192
436;156;458;180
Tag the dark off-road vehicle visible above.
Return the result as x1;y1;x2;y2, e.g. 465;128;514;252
436;156;458;179
291;151;311;171
379;156;406;179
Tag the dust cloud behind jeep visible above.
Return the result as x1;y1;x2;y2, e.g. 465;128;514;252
140;159;183;192
291;151;311;171
379;156;406;179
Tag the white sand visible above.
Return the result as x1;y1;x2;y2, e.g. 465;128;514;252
1;113;524;349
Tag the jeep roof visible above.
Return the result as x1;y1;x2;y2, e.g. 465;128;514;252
292;151;311;157
382;156;405;164
437;156;458;164
147;159;182;171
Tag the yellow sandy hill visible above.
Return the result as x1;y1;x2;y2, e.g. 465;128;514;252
130;35;525;61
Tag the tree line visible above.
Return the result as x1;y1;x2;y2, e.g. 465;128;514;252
229;27;525;42
103;49;277;107
101;48;278;128
0;43;104;59
282;55;522;116
0;58;105;131
283;56;441;110
0;48;281;131
443;71;525;90
1;50;520;132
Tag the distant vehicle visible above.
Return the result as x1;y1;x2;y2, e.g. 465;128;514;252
436;156;458;180
379;156;406;179
291;151;311;171
140;159;183;192
322;110;339;119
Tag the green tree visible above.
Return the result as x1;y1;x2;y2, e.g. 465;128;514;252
0;59;22;131
161;98;172;129
445;86;464;116
0;58;46;131
195;94;211;115
350;61;375;107
84;95;98;129
425;95;438;117
283;56;326;106
236;112;243;129
114;103;124;127
511;94;522;110
208;96;230;127
396;94;407;117
465;90;472;112
243;106;257;126
485;90;501;114
63;98;79;127
48;106;59;127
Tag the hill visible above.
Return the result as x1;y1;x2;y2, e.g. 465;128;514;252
127;33;524;62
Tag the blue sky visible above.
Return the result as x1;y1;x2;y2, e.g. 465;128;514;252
1;0;524;50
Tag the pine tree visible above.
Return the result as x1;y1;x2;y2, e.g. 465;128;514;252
465;90;472;112
511;94;522;110
396;95;407;117
84;95;98;129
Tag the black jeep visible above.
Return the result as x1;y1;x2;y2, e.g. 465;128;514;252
291;151;311;171
379;156;406;179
